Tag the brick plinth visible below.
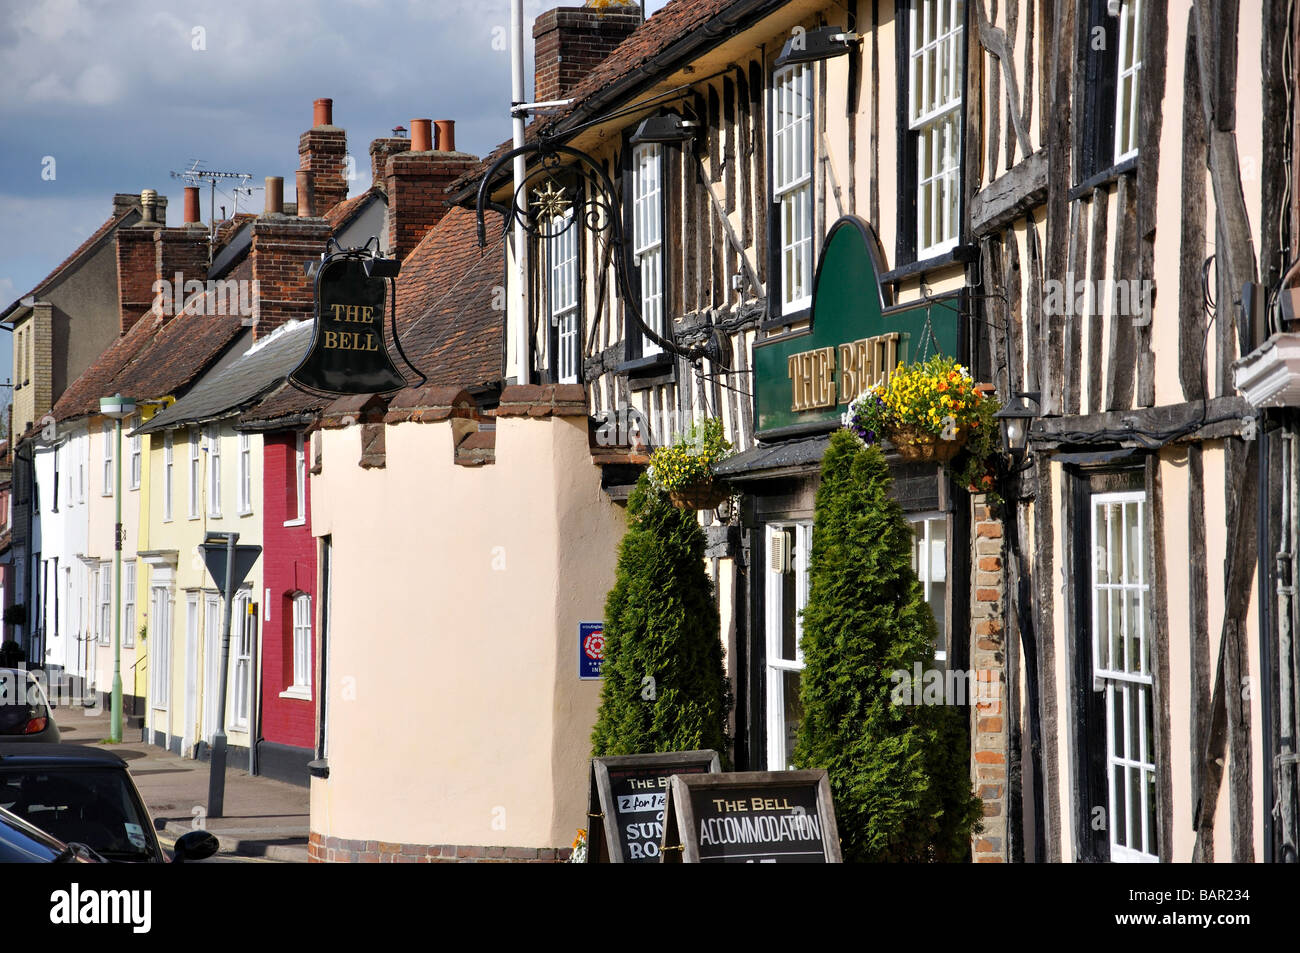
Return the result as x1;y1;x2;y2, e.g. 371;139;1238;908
308;831;570;863
970;497;1009;863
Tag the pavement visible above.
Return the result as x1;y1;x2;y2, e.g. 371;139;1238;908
51;701;310;863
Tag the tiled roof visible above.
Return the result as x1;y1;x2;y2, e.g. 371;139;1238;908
451;0;762;194
136;321;315;434
1;209;135;322
235;381;331;431
396;205;504;389
108;310;246;405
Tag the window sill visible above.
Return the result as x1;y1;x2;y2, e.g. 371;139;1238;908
1069;155;1138;200
880;243;978;285
283;517;307;528
616;352;673;375
238;507;254;518
280;687;312;701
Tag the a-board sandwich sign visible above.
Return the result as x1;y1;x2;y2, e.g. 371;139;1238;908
659;770;842;863
586;750;722;863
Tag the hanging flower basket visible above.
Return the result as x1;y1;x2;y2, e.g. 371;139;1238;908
648;418;735;510
667;481;731;511
887;423;968;464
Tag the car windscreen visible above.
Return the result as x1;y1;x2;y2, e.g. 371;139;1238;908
0;672;46;733
0;766;156;861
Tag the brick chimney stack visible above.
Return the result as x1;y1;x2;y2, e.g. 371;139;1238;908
249;210;330;340
383;118;478;261
298;97;349;217
533;3;642;104
370;135;410;188
116;189;208;334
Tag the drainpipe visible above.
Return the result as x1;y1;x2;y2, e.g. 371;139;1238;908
1005;480;1046;863
510;0;530;385
1277;425;1298;861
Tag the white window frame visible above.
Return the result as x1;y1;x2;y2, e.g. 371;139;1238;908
188;427;200;520
237;432;253;515
285;433;307;527
163;430;174;522
123;561;136;648
101;421;114;496
773;63;814;314
909;0;964;257
908;512;949;663
549;209;580;385
282;592;313;700
1113;0;1143;162
632;142;664;356
1090;490;1158;863
765;522;811;771
129;423;142;490
230;590;253;731
97;563;112;646
206;424;221;518
150;586;171;709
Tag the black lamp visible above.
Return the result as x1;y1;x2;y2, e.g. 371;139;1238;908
775;26;860;67
364;255;401;279
995;391;1040;466
630;113;699;145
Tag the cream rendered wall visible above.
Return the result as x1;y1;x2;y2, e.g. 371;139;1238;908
147;421;262;756
309;413;624;849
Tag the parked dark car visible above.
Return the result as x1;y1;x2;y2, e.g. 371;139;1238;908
0;668;60;742
0;803;100;863
0;745;218;862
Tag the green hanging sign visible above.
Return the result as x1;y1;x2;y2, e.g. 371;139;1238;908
753;216;963;437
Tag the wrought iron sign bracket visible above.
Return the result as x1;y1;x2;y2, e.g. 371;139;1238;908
474;138;730;372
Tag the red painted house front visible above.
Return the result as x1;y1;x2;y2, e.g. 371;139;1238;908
255;429;317;785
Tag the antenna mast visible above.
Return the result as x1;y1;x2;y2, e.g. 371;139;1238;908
169;161;255;261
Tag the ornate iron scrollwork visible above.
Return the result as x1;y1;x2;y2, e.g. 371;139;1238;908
475;137;729;368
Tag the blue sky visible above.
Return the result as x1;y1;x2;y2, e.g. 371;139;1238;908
0;0;672;409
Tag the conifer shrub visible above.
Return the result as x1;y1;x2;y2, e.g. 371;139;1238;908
794;429;980;861
591;475;730;760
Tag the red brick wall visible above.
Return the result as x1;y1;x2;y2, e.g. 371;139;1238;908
250;217;332;339
259;431;316;750
971;499;1008;862
532;7;642;103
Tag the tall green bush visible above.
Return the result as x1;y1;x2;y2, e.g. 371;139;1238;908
591;475;730;759
794;430;980;861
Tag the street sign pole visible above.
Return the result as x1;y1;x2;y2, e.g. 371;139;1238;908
199;531;261;820
206;532;237;819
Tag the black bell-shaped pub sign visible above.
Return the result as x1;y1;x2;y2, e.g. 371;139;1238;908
289;250;423;395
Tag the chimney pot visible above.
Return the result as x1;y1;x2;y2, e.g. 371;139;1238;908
265;176;284;215
296;170;314;217
314;97;333;127
140;189;157;224
183;186;201;224
410;119;433;153
435;120;456;153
